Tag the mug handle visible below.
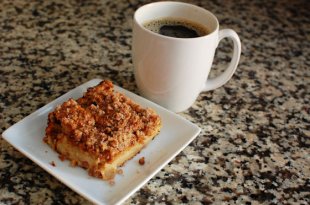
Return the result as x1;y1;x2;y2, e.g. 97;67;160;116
202;29;241;91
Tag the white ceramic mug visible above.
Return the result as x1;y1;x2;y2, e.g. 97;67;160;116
132;1;241;112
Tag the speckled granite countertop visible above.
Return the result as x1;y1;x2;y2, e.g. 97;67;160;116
1;0;309;204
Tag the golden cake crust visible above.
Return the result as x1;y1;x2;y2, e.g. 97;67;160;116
44;80;161;180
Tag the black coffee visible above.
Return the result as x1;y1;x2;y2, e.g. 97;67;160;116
143;17;209;38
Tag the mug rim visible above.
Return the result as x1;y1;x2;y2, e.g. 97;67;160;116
134;1;219;40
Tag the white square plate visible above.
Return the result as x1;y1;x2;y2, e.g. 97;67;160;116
2;79;201;205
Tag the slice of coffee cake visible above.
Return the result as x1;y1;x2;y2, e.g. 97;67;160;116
44;80;161;180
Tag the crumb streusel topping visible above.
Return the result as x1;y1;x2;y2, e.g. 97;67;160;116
45;80;161;162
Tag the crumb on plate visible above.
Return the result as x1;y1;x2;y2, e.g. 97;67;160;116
139;157;145;165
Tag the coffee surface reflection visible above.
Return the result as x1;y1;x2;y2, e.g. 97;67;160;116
143;17;209;38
